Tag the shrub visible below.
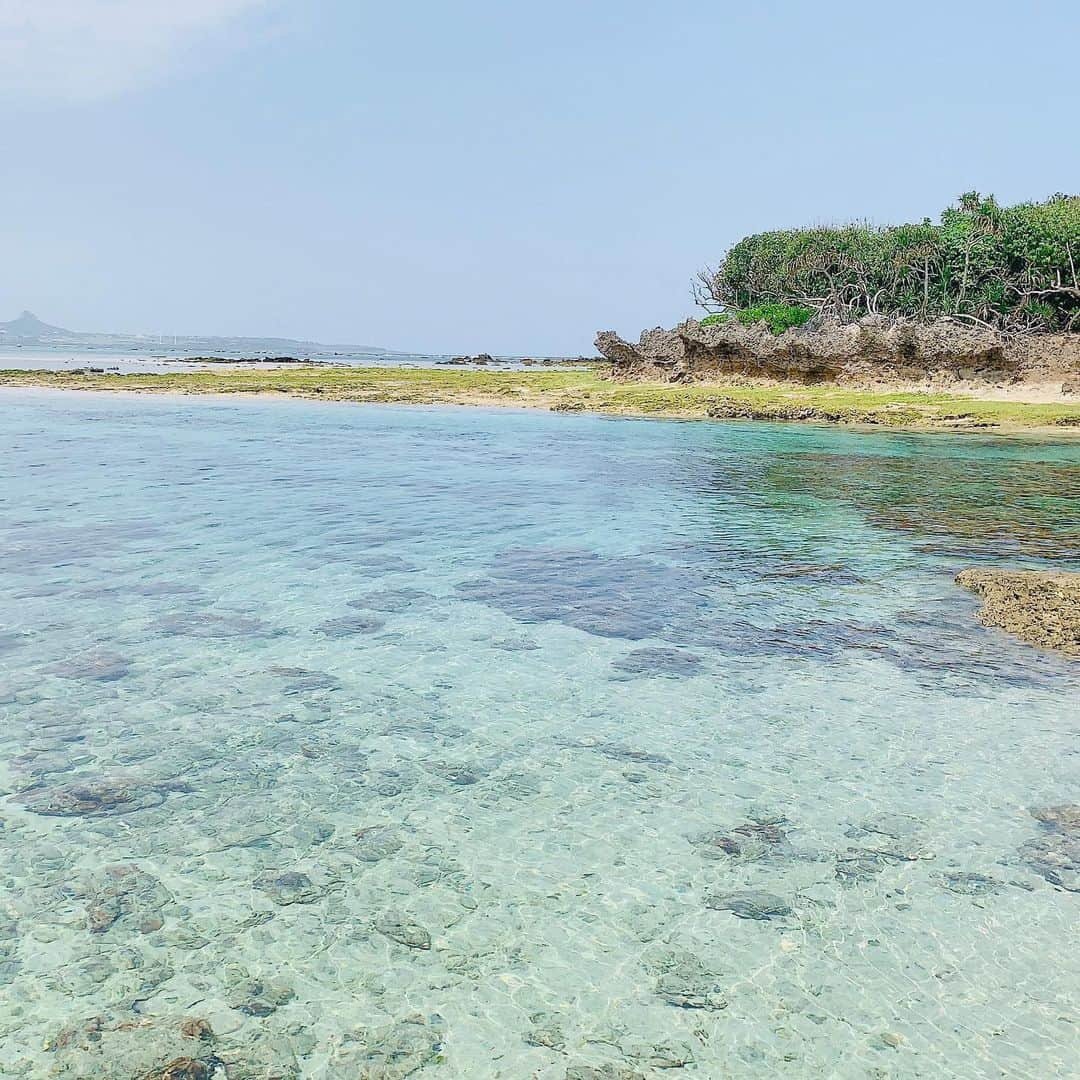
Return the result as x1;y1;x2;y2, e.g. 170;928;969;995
694;193;1080;332
735;303;814;335
699;313;730;326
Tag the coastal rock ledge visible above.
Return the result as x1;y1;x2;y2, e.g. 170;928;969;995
956;568;1080;657
596;317;1080;389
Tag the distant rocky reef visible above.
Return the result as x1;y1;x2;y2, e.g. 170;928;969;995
596;316;1080;391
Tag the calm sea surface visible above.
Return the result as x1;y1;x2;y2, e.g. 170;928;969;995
1;391;1077;1078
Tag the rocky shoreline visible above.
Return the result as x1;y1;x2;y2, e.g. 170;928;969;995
596;316;1080;393
956;568;1080;657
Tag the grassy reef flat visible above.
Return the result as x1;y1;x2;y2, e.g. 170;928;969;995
2;365;1079;434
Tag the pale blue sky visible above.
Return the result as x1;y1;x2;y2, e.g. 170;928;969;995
2;0;1077;354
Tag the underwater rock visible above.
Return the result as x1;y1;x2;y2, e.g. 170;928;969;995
367;768;418;797
331;1013;444;1077
20;776;187;817
227;976;295;1016
0;913;20;983
564;739;672;767
611;647;703;677
844;813;927;859
348;587;428;613
374;912;432;950
82;864;173;936
157;611;279;638
525;1013;567;1050
935;871;1004;896
1031;804;1080;831
565;1068;645;1080
44;648;131;681
956;567;1080;657
1019;806;1080;890
650;950;727;1010
834;850;895;885
456;548;705;640
491;635;540;651
691;820;789;863
705;890;793;921
353;825;405;862
315;613;386;637
381;718;467;742
254;870;324;906
622;1039;697;1070
424;759;488;785
45;1013;220;1079
267;666;341;693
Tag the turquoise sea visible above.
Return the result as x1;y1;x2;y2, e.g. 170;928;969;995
0;390;1077;1079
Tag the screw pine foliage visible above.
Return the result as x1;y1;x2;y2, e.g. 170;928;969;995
695;193;1080;332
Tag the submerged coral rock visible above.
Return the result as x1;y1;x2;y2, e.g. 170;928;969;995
1032;804;1080;830
612;647;703;677
20;777;186;817
82;864;173;936
44;648;131;681
705;890;793;921
955;568;1080;657
315;613;386;637
374;912;432;950
1020;804;1080;891
227;977;296;1016
254;871;323;906
46;1014;219;1079
332;1014;444;1077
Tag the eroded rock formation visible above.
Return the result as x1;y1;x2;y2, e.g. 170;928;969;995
596;317;1080;388
956;568;1080;657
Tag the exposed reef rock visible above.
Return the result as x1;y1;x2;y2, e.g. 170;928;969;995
956;568;1080;657
596;316;1080;388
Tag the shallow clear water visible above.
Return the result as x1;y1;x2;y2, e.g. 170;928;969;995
0;390;1077;1079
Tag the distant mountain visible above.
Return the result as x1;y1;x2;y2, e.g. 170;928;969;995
0;310;73;340
0;310;399;357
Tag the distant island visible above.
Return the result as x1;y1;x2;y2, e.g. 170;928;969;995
0;309;399;359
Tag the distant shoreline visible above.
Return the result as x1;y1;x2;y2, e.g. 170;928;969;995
2;366;1079;438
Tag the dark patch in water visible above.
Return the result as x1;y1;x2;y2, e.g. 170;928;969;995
43;649;131;681
612;647;703;677
157;611;280;638
456;548;707;640
347;587;428;613
315;614;386;637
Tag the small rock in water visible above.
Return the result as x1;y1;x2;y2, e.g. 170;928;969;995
564;1068;645;1080
611;646;703;677
315;613;386;637
347;587;428;613
44;648;131;681
373;912;432;950
1031;804;1080;831
254;871;323;906
20;777;182;817
353;825;405;862
332;1013;444;1075
227;976;295;1016
936;870;1003;896
705;890;793;921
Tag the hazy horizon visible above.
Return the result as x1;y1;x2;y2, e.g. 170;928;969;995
2;0;1078;355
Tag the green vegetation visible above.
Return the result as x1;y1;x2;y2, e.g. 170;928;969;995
2;366;1078;434
699;303;814;335
695;192;1080;332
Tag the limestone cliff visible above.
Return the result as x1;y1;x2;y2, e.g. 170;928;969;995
595;316;1080;390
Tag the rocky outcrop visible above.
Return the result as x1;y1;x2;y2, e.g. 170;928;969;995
596;316;1080;388
956;568;1080;657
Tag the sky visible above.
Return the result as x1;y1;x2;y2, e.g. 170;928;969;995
1;1;1078;355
